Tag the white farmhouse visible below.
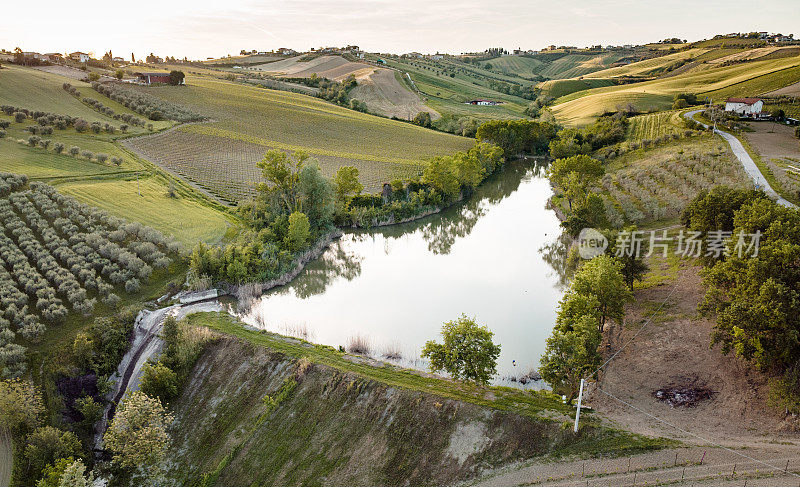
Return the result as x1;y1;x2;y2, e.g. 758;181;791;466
724;98;764;117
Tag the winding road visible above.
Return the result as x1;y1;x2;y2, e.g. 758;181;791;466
684;109;795;208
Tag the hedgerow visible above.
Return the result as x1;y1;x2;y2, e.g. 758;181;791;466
91;82;204;122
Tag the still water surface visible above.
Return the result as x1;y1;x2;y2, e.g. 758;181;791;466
240;160;569;386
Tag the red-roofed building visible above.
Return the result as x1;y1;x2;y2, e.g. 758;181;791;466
135;72;175;84
724;98;764;117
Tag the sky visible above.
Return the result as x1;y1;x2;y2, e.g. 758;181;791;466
4;0;799;60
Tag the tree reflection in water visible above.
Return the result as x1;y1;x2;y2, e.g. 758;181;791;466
538;230;577;290
263;157;565;299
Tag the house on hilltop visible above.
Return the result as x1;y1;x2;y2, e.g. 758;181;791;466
724;98;764;117
69;52;90;63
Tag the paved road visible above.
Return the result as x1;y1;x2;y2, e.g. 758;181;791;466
0;431;11;487
684;109;795;208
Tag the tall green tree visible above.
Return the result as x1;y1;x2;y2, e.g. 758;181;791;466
298;164;334;227
257;150;308;212
104;391;173;473
284;211;310;252
422;315;501;384
571;255;632;331
539;314;602;403
332;166;363;204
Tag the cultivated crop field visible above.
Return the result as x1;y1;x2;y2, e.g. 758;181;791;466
125;128;424;201
121;76;472;201
626;111;688;141
600;138;751;226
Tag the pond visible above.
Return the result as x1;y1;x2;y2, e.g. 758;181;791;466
238;159;571;387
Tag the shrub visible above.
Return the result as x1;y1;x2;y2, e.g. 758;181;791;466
0;120;9;129
14;112;26;123
139;362;179;401
80;150;93;160
27;136;40;147
74;119;88;132
69;146;80;156
95;153;108;164
39;139;51;149
53;142;65;154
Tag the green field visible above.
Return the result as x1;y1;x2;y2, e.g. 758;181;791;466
121;75;475;199
0;66;237;245
56;176;234;245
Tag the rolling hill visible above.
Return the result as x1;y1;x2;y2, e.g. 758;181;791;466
122;74;474;201
550;51;800;125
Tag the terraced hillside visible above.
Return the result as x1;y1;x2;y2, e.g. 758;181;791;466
122;75;474;201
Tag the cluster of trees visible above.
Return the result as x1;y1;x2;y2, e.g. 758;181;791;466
682;187;800;412
548;114;629;159
672;92;698;109
476;119;559;156
92;82;204;122
487;79;538;100
191;150;337;283
288;73;365;111
540;254;633;402
421;142;504;199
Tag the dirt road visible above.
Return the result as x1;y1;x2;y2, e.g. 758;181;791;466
684;109;794;207
466;446;800;486
0;431;11;487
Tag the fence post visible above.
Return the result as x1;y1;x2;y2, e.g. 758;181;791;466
574;378;585;433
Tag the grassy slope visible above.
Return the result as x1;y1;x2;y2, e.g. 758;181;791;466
552;54;800;125
584;48;709;79
56;176;233;245
0;66;235;245
165;323;670;487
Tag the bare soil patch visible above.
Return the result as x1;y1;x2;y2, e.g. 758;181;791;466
34;64;106;81
351;68;439;120
588;262;794;446
743;122;800;162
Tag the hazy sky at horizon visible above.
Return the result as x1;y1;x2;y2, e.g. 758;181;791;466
4;0;799;60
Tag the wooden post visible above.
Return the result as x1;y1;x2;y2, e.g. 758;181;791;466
573;378;585;433
674;451;678;467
